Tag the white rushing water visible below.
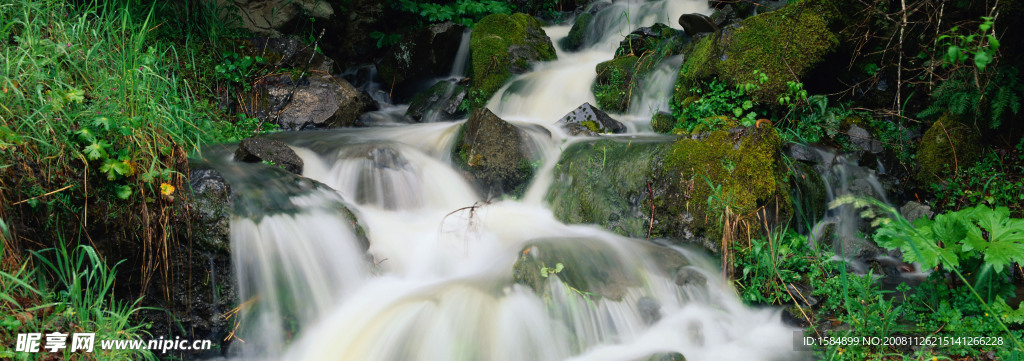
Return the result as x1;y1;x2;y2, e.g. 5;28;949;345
218;1;806;360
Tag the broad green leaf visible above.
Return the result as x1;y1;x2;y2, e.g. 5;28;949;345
83;143;107;160
115;185;132;200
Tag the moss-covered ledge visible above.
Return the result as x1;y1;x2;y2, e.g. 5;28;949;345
546;126;791;251
468;13;557;107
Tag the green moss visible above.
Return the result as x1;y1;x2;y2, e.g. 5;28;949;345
547;139;671;238
915;114;983;186
559;12;593;51
469;13;557;108
673;0;839;105
663;126;791;246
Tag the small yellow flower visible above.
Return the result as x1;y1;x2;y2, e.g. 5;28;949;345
160;183;175;196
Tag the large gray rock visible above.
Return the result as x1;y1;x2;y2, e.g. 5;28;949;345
451;108;537;198
376;22;467;91
214;0;333;36
234;137;304;175
252;74;376;130
848;124;883;153
556;102;626;134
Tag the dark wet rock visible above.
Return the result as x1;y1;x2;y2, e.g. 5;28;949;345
710;5;739;28
785;143;821;164
848;125;883;153
234;138;304;175
678;13;718;36
218;0;333;36
469;13;557;108
376;22;467;91
900;201;934;224
451;108;537;198
782;306;811;328
615;23;687;58
593;23;686;112
241;38;334;73
406;79;469;122
556;102;626;134
249;74;376;130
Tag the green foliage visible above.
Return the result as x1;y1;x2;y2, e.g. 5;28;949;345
671;73;766;132
1;242;155;360
369;31;402;48
932;150;1024;215
214;51;266;88
778;96;847;145
396;0;513;27
733;228;819;304
918;66;1023;129
937;17;999;72
539;262;564;278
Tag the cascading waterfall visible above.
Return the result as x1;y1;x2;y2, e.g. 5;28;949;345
210;1;808;360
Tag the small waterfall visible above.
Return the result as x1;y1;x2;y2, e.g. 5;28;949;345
214;1;807;360
450;28;473;78
487;0;706;129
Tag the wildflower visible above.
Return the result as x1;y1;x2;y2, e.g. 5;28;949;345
160;183;175;196
66;43;71;47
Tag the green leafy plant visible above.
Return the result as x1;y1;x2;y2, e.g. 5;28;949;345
539;262;564;278
672;72;767;132
214;51;266;90
937;16;999;71
396;0;512;27
370;31;402;48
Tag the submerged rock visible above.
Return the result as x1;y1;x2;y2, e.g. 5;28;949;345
555;102;626;134
469;13;557;108
406;79;469;122
451;108;538;198
234;137;304;175
250;74;376;130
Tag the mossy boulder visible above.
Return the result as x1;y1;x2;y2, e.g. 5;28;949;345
559;12;594;51
546;126;790;250
673;0;840;106
915;114;983;186
451;108;538;197
593;23;687;113
469;13;557;108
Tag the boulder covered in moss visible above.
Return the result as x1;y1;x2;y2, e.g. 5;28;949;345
469;13;557;108
593;23;687;113
915;114;982;185
555;102;626;134
559;12;594;51
451;108;538;197
546;126;790;251
672;0;840;106
376;22;467;93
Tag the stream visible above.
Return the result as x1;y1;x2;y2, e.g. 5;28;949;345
206;1;814;360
